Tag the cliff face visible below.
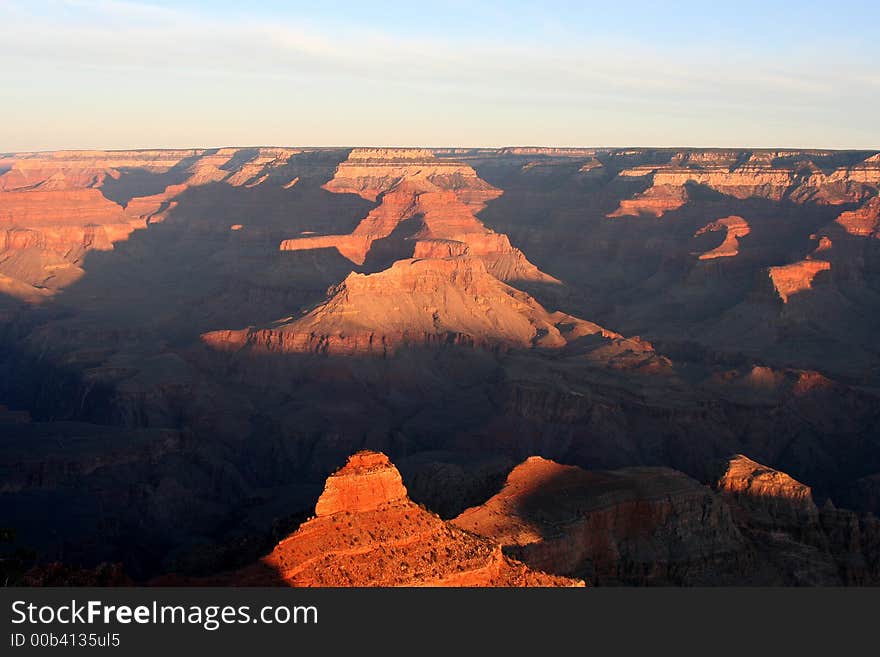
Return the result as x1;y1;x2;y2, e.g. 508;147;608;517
214;149;638;356
608;152;880;217
835;197;880;238
281;150;555;284
716;454;818;525
450;454;880;586
453;457;749;585
321;148;501;210
0;148;307;302
202;257;609;355
767;259;831;302
607;183;690;218
714;455;880;585
222;451;582;587
694;216;751;259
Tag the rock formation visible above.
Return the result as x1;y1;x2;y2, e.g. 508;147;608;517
767;259;831;302
607;183;690;218
609;150;880;217
202;256;612;355
321;148;500;210
224;452;582;586
0;148;306;301
716;454;818;525
713;455;880;585
453;456;748;585
835;197;880;238
280;150;556;284
694;216;751;259
449;454;880;586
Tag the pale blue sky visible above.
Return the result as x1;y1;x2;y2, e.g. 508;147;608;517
2;0;878;150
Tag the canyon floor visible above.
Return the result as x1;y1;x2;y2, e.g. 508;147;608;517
2;146;879;585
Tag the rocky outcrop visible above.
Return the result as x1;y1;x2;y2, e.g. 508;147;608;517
281;152;555;284
607;184;689;218
202;257;611;355
819;503;880;585
716;454;817;525
450;454;880;586
322;148;501;210
220;451;582;586
835;197;880;238
0;148;310;302
694;216;751;259
0;188;144;300
0;189;127;225
313;451;408;516
767;259;831;302
610;151;880;216
453;457;749;585
714;455;880;585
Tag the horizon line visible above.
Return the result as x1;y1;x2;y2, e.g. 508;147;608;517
7;144;880;155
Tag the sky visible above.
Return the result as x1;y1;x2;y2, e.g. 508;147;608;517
1;0;878;151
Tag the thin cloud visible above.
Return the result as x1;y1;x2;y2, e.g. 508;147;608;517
1;0;876;149
3;0;867;105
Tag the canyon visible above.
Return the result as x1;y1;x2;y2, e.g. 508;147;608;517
152;451;582;586
2;146;879;586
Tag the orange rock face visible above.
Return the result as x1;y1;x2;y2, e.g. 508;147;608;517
281;153;555;284
610;151;880;217
835;197;880;238
0;188;141;300
224;451;582;587
716;454;817;521
202;257;609;355
694;216;751;259
607;184;689;218
322;148;501;210
452;456;746;585
767;259;831;302
313;452;408;516
0;148;313;302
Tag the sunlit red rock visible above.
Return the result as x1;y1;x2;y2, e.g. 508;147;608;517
281;152;555;284
611;151;880;217
202;257;609;355
607;184;689;218
313;451;408;516
212;451;582;587
716;454;818;523
694;216;751;259
0;148;309;302
835;197;880;238
452;456;747;585
322;148;501;210
767;259;831;302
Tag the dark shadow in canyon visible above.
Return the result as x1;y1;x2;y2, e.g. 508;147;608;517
99;152;209;206
47;150;374;343
359;213;424;274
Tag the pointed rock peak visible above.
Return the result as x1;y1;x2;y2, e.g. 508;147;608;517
314;450;409;517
